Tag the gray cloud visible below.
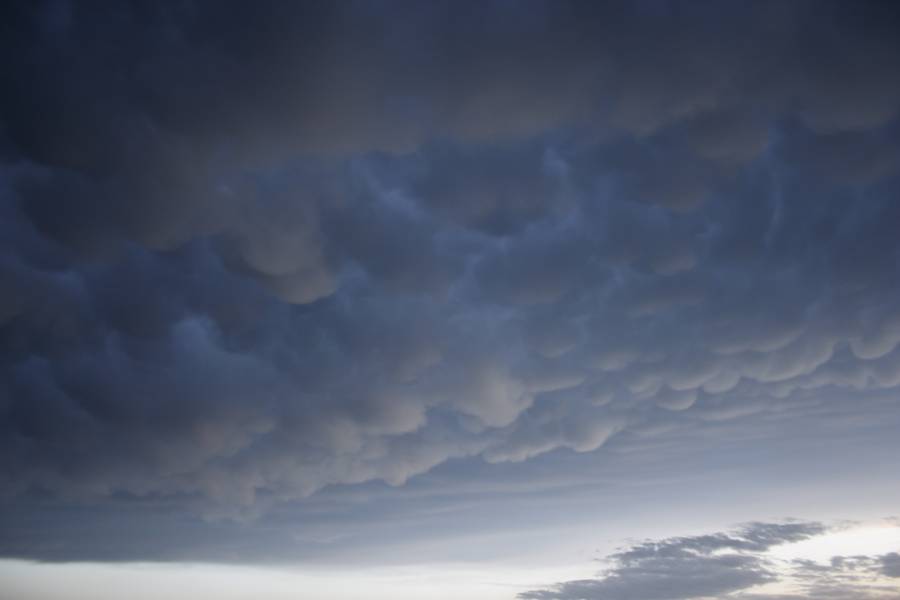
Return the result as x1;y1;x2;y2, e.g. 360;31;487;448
1;0;900;563
520;521;822;600
521;522;900;600
784;552;900;600
882;554;900;579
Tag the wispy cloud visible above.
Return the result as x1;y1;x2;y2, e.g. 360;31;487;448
521;522;900;600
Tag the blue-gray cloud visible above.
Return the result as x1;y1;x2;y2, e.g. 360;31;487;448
521;522;900;600
1;0;900;563
884;554;900;578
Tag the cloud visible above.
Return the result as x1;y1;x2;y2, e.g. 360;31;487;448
882;554;900;579
521;522;900;600
784;552;900;599
1;0;900;553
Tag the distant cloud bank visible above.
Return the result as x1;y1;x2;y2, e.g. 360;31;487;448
521;521;900;600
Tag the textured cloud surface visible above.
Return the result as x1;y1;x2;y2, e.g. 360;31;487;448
1;0;900;567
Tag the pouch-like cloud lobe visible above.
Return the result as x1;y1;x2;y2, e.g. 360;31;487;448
1;0;900;560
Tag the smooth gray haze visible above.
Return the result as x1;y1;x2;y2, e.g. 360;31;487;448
1;1;899;598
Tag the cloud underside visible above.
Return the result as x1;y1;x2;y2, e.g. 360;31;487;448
521;522;900;600
0;0;899;520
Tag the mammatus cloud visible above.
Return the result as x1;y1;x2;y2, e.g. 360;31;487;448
520;522;900;600
1;0;900;534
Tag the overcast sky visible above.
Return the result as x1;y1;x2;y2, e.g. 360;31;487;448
2;1;900;599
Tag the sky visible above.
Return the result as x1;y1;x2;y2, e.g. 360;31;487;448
1;1;900;598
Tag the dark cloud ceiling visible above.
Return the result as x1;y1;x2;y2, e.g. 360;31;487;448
1;0;900;561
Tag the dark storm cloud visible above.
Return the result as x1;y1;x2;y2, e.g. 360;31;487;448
2;0;900;559
520;522;900;600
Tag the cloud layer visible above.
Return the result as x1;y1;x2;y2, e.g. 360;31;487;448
1;0;900;537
